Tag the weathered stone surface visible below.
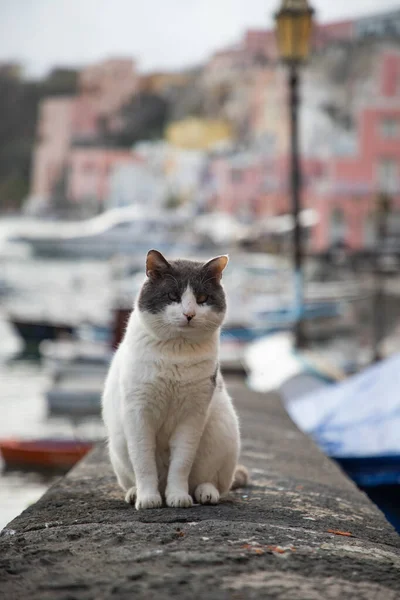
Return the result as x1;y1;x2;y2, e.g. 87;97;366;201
1;377;399;599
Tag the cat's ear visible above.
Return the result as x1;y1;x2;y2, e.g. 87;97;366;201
203;255;229;282
146;249;171;279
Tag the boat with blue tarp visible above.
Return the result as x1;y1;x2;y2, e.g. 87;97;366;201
285;354;400;532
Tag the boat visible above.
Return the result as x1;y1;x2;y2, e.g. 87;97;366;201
0;438;93;473
10;206;197;259
38;305;131;371
10;316;75;345
285;354;400;532
222;273;356;345
9;309;121;348
39;339;112;373
46;366;106;417
0;278;14;298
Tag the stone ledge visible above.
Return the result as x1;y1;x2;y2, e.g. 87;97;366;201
1;378;399;599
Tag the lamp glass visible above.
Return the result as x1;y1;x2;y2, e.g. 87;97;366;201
276;10;313;64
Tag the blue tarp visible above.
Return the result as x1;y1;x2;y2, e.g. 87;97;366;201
287;353;400;460
286;354;400;530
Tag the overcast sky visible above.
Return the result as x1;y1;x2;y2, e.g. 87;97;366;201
1;0;399;77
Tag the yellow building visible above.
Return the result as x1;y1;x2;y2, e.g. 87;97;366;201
165;117;233;150
139;72;193;94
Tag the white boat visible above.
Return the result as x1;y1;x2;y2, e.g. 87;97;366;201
46;363;106;417
0;279;13;298
40;339;112;373
46;380;103;417
10;206;198;259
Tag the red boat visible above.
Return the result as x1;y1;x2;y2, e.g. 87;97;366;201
0;439;93;473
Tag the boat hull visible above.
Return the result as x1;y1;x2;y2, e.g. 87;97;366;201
11;319;75;344
0;439;93;472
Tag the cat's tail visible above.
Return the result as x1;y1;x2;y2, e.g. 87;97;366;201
230;464;250;490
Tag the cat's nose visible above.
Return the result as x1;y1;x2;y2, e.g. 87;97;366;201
184;312;195;322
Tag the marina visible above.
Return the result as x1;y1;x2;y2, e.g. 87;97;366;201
1;2;400;594
1;219;400;532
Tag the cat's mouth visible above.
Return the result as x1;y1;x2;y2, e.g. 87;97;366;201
176;320;198;331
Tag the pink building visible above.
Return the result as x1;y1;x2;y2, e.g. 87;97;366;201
314;50;400;251
31;97;75;199
313;20;354;50
70;97;100;142
67;148;141;207
212;47;400;253
241;14;392;63
208;151;327;240
30;58;138;206
208;153;270;219
248;66;288;150
242;21;354;64
79;58;138;117
204;47;254;85
244;30;278;61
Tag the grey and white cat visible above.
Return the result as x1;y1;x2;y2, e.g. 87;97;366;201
102;249;248;510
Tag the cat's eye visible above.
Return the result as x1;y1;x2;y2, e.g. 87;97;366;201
197;294;209;304
168;292;180;302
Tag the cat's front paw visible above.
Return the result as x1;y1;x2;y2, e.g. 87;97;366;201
166;491;193;508
124;486;137;505
194;483;220;505
135;492;162;510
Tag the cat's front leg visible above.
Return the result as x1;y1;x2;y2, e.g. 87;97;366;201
124;410;162;510
166;417;205;508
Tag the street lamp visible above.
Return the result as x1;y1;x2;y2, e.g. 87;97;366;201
372;191;391;362
275;0;315;348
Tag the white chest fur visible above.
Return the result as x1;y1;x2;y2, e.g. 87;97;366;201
124;311;216;376
102;282;240;511
117;312;218;424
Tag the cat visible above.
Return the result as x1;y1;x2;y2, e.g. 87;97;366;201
102;249;248;510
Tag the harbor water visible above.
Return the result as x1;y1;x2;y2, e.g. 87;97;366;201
0;257;109;530
1;250;399;530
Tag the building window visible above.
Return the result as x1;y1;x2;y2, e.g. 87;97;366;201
363;214;376;248
377;158;398;193
83;162;96;173
231;169;242;183
329;207;346;246
380;118;399;138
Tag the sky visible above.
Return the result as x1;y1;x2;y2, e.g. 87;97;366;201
1;0;399;77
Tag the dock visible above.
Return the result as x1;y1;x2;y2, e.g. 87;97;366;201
1;377;399;598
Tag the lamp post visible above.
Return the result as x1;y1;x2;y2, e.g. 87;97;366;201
372;191;391;363
275;0;314;348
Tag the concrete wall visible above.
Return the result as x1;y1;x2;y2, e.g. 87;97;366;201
1;379;399;598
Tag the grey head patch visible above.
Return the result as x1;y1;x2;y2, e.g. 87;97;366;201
138;255;227;315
